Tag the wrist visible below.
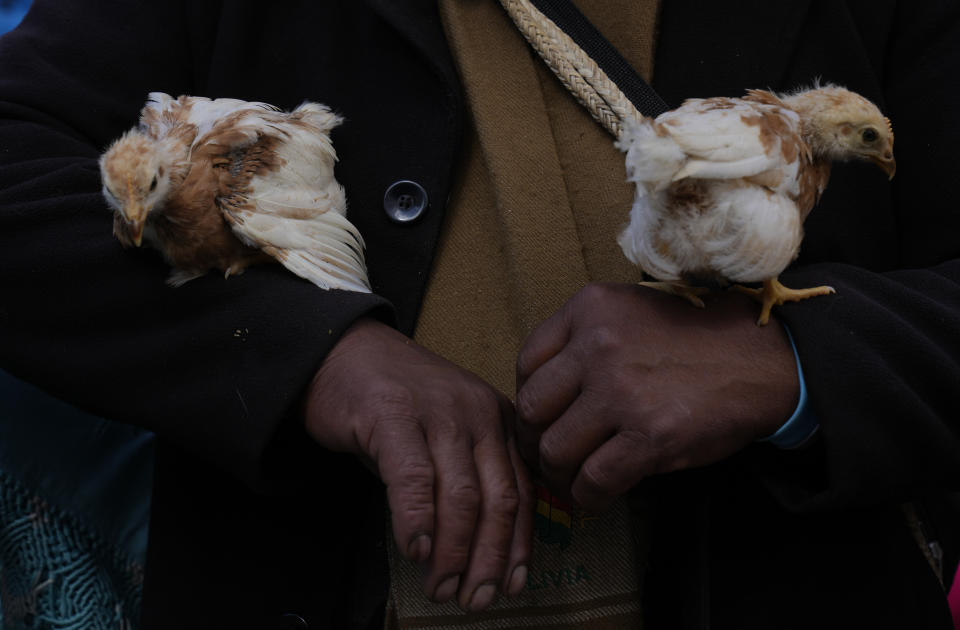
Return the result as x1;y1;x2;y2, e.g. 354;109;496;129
759;324;820;449
302;316;388;446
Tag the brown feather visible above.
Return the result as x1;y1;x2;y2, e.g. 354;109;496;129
102;94;369;291
149;154;273;277
793;160;832;221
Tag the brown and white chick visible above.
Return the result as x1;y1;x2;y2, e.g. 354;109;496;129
617;84;895;324
100;92;370;292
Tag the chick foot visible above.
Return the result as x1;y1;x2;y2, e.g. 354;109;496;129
734;277;835;325
638;281;710;308
223;252;273;279
167;268;205;287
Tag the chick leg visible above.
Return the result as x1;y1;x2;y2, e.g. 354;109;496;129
223;252;274;279
638;281;710;308
734;276;835;326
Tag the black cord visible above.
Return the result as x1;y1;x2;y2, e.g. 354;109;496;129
530;0;671;118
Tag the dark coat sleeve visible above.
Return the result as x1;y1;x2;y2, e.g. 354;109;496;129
0;1;391;486
765;1;960;510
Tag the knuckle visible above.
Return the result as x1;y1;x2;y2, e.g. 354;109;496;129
490;483;521;520
428;385;461;416
430;414;465;442
395;495;435;524
621;427;666;475
470;388;503;426
363;412;423;461
448;481;482;514
386;460;435;499
516;349;535;383
365;380;419;418
486;551;511;571
538;435;569;473
583;325;620;355
437;384;503;441
608;370;642;401
472;542;511;570
396;455;436;485
620;427;655;450
579;458;614;494
514;389;539;426
388;482;435;529
433;544;471;576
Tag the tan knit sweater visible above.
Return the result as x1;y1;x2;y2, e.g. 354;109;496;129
389;2;660;628
414;0;658;397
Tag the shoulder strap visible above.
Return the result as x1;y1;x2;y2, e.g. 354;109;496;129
499;0;670;138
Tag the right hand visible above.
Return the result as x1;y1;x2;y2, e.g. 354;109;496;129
303;318;533;611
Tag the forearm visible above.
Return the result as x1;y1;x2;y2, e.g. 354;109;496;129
0;0;394;484
751;0;960;511
761;260;960;510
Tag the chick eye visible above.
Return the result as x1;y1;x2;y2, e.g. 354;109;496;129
862;128;879;143
149;175;158;192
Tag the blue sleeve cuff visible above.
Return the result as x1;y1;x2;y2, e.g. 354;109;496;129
759;325;820;449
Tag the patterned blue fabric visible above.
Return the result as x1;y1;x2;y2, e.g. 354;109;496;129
0;8;154;628
0;471;143;630
0;369;154;630
2;4;153;627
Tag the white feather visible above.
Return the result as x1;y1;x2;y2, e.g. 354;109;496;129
144;92;281;145
618;95;807;284
143;93;370;292
216;103;370;292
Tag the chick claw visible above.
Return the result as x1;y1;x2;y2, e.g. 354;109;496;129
638;281;710;308
733;277;835;326
166;269;204;287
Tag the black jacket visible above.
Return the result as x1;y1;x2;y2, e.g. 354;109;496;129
0;1;957;628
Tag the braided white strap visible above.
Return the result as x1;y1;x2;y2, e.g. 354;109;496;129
499;0;647;139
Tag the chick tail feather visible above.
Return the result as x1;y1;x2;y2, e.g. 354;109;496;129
616;119;686;189
225;207;371;293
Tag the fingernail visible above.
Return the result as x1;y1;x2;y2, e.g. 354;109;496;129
467;583;498;612
407;534;432;563
506;565;528;596
433;575;460;603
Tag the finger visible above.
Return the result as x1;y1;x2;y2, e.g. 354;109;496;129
503;434;534;597
423;423;482;603
570;431;656;512
456;407;520;611
516;349;583;429
514;350;583;465
536;392;616;501
373;419;437;565
516;306;572;392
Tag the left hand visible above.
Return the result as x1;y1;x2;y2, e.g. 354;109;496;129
304;318;533;610
515;282;799;511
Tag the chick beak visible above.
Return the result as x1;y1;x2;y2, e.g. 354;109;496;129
124;203;147;247
130;220;145;247
871;153;896;180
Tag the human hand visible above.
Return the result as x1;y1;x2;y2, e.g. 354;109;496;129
304;318;533;611
515;283;799;511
